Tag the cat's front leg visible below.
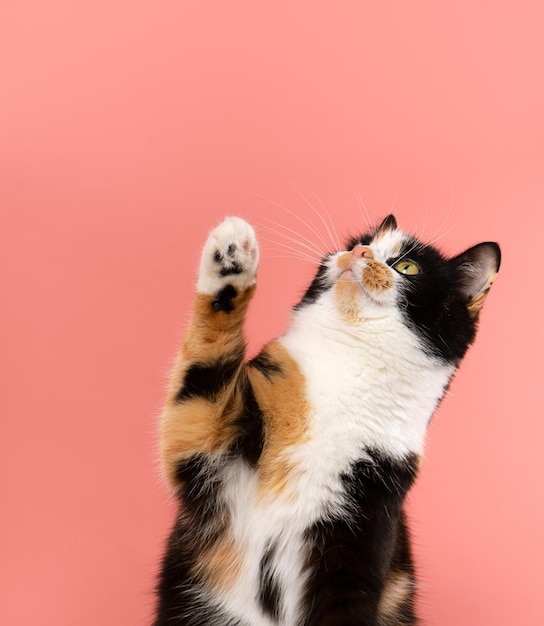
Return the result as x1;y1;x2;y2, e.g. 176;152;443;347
160;217;260;488
196;215;259;305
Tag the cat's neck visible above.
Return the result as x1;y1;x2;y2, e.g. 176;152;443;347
279;293;456;458
283;292;417;359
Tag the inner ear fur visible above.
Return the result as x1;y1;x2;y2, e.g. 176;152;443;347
451;242;501;317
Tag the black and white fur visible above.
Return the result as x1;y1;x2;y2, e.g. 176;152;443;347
154;214;500;625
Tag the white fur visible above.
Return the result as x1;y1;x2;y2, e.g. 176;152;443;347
205;461;310;625
197;222;454;625
208;309;453;625
197;217;259;295
281;293;454;461
282;231;454;462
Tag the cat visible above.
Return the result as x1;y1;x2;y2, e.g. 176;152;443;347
154;214;500;626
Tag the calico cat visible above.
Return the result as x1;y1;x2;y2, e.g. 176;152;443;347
154;215;500;626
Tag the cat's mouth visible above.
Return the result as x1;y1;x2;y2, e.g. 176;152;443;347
333;260;395;321
336;252;394;296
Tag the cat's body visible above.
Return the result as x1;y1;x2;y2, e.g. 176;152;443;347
155;215;500;626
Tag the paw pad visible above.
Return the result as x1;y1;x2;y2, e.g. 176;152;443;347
197;217;259;296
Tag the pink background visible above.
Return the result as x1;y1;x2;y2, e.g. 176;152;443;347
1;1;543;624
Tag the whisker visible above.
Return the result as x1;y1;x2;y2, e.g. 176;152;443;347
266;250;322;264
427;186;467;250
397;245;420;264
389;189;400;216
422;187;457;250
262;241;323;264
287;179;341;251
255;193;332;253
425;223;460;249
259;221;325;258
394;237;427;264
308;189;342;251
351;179;373;229
419;193;430;241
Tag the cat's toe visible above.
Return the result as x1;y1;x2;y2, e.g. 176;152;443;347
197;217;259;295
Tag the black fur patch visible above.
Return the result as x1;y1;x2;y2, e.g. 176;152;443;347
249;351;282;380
154;543;230;626
174;455;226;526
295;260;332;309
231;375;264;466
301;450;418;625
176;355;241;402
345;233;373;250
391;238;477;362
219;262;243;276
155;456;233;626
346;229;482;363
155;528;240;626
212;284;238;312
258;541;283;620
383;511;418;625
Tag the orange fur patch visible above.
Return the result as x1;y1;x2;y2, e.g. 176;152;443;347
336;251;353;271
249;341;310;497
377;572;414;622
334;254;395;321
362;259;394;292
183;287;255;361
467;292;487;317
193;532;243;593
334;275;364;323
165;287;255;401
466;272;497;318
161;285;256;487
160;394;241;486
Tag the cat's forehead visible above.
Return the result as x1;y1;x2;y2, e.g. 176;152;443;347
345;224;422;261
368;227;407;258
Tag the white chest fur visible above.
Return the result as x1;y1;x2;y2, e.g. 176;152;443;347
212;293;454;625
280;292;455;463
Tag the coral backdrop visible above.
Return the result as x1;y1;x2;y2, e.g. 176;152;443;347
1;2;542;625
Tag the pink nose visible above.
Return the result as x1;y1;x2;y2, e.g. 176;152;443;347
352;245;374;260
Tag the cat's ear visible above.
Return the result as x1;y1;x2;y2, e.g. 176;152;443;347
451;242;501;317
377;214;398;233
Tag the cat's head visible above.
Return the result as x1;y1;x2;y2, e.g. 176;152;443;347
297;215;501;363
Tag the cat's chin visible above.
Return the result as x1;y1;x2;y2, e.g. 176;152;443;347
333;272;393;322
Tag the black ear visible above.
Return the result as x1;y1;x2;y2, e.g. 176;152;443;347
451;242;501;317
377;214;398;233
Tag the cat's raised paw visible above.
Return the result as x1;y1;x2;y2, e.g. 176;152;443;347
197;217;259;296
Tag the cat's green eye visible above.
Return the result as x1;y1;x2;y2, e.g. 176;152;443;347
393;260;420;276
